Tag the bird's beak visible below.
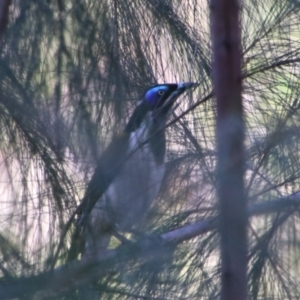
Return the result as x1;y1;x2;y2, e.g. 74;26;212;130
176;82;199;94
163;82;199;109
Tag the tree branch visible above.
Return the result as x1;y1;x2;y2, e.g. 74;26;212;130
0;0;11;41
1;191;300;299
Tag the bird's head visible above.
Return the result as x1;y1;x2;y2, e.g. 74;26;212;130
126;82;198;132
143;82;197;115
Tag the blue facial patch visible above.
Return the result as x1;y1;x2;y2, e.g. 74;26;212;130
145;85;169;106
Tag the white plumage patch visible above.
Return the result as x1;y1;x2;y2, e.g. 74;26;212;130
128;117;149;153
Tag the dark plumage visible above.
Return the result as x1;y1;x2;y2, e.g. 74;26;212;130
73;82;198;258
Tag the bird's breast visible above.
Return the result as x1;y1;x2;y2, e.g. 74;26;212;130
102;124;165;230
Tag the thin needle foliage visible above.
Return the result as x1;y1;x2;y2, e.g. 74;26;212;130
0;0;300;299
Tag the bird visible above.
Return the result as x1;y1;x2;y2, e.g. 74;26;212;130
75;82;198;258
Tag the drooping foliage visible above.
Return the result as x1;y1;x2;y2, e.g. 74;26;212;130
0;0;300;299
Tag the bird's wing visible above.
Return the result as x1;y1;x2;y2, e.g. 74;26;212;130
67;131;130;261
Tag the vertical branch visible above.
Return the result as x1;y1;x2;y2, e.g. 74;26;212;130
210;1;247;300
112;0;122;118
0;0;11;42
55;0;64;159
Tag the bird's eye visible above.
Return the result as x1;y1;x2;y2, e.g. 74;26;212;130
158;90;164;96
